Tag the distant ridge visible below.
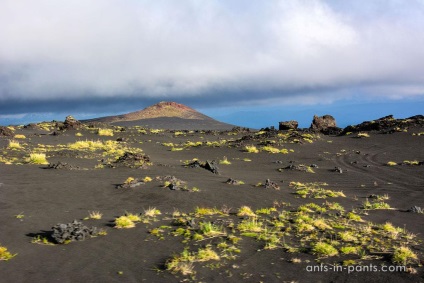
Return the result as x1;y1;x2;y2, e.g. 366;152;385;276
83;101;237;130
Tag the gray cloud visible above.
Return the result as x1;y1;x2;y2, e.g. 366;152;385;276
1;0;424;115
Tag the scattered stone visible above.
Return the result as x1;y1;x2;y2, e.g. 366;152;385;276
186;219;197;229
187;160;202;168
310;115;341;135
24;123;38;129
279;120;298;131
51;220;98;244
226;178;243;185
363;165;371;168
203;160;220;175
274;160;284;164
282;164;311;172
334;167;343;173
0;126;14;137
168;183;180;190
117;178;145;189
264;179;280;190
112;152;150;169
230;126;250;133
408;206;423;214
47;162;81;170
310;164;319;168
156;175;186;190
116;137;128;142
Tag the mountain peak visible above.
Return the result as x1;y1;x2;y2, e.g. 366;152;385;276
82;101;237;130
122;101;211;121
85;101;213;123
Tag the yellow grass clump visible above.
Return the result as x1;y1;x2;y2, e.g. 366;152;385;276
88;211;103;220
27;153;49;165
97;128;114;136
115;216;135;229
219;156;231;165
244;145;259;153
0;245;16;261
14;134;26;139
8;140;22;149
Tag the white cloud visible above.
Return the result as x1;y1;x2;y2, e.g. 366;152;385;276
1;0;424;108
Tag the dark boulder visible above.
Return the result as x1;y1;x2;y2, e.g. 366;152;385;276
24;123;38;129
51;220;98;244
47;162;80;170
187;160;202;168
264;179;280;190
204;160;220;175
279;120;298;131
408;206;423;213
226;178;243;185
340;115;424;135
0;126;14;137
117;178;145;189
112;152;150;168
310;115;340;134
59;115;82;131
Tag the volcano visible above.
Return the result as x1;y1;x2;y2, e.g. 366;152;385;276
84;101;237;130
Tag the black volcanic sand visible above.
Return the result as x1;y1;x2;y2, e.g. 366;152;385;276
1;124;424;283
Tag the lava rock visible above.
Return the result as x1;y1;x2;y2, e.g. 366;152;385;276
341;115;424;135
187;160;202;168
47;162;81;170
226;178;243;185
51;220;98;244
113;152;150;168
279;120;299;131
310;115;342;135
0;126;14;137
264;179;280;190
117;178;145;189
59;115;82;131
334;167;343;173
204;160;220;175
282;164;310;172
408;206;423;213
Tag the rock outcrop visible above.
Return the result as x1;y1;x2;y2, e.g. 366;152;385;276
51;220;98;244
58;115;82;131
310;115;341;134
341;115;424;135
279;120;298;130
0;126;14;137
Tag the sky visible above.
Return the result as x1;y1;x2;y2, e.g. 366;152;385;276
1;0;424;128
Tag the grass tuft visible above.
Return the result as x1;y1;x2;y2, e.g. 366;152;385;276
97;128;114;136
27;153;49;165
8;140;22;149
0;245;16;261
219;156;231;165
312;242;339;257
392;246;418;265
237;206;256;217
14;134;26;139
88;211;103;220
115;216;135;229
244;145;259;153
